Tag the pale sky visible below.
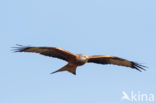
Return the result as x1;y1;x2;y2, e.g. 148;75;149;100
0;0;156;103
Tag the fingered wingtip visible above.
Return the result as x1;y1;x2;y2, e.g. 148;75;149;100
11;44;31;52
50;71;57;74
132;62;147;72
11;44;24;52
16;44;23;46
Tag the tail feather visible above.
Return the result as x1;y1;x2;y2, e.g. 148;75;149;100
51;64;77;75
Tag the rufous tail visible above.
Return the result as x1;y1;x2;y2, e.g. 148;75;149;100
51;63;77;75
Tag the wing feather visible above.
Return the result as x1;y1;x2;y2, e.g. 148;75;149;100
88;55;146;72
13;45;76;62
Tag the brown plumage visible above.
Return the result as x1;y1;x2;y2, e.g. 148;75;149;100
13;45;146;75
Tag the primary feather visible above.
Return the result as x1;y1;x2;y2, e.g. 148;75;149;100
13;45;76;62
88;55;146;72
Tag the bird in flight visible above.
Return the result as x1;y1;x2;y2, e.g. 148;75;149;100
13;44;146;75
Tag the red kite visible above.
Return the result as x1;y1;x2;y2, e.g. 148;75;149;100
13;45;146;75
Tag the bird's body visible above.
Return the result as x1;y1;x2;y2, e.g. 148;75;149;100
13;45;146;75
74;54;89;66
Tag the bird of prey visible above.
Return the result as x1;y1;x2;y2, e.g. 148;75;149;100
13;45;146;75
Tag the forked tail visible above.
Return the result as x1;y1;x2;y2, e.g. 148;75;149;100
51;63;77;75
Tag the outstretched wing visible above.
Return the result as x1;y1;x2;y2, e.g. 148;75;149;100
88;55;146;72
13;44;76;62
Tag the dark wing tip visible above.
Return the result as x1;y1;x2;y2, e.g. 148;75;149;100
132;62;147;72
12;44;31;52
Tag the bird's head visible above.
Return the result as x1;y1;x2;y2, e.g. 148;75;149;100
78;54;89;61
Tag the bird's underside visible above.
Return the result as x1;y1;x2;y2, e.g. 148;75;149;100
13;45;146;75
